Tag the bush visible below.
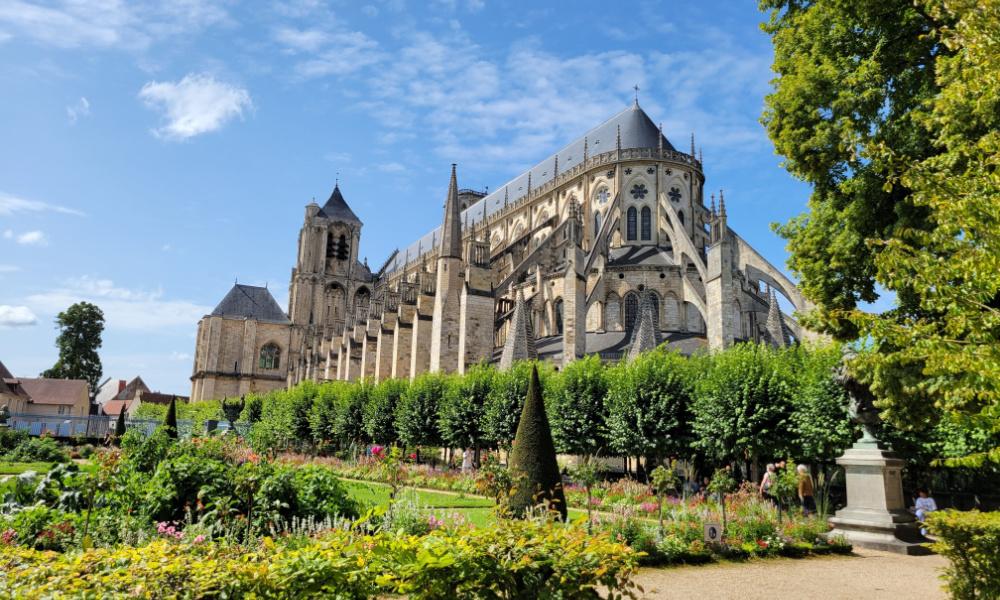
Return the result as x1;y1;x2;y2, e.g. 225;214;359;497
2;437;69;463
255;464;358;530
507;365;566;521
0;522;640;599
0;428;28;453
926;510;1000;600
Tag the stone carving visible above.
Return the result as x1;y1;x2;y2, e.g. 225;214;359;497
835;347;881;446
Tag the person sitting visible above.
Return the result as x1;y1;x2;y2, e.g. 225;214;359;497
910;488;938;536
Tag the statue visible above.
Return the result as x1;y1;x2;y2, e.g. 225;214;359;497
835;347;881;447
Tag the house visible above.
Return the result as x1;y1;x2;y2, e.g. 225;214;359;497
0;360;30;415
16;377;90;417
95;378;127;406
100;376;188;417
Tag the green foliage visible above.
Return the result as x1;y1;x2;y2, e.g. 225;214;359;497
113;408;126;441
692;344;794;468
926;510;1000;600
605;348;695;463
41;301;105;391
364;378;408;445
483;360;536;448
334;381;370;450
164;397;178;439
2;437;69;464
254;464;358;530
0;428;29;453
242;394;263;424
546;354;608;456
507;365;567;521
438;365;493;451
394;372;446;448
784;344;857;461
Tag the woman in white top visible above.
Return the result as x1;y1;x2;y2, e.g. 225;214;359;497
911;488;938;536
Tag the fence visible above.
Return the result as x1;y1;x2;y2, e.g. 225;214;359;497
8;413;248;440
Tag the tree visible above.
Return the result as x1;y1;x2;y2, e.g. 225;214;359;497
394;372;445;449
364;378;408;445
784;344;857;462
334;381;370;452
437;365;493;456
692;344;794;476
483;361;550;449
113;407;127;445
546;354;609;457
507;365;567;521
42;301;105;391
605;348;695;473
164;396;178;439
761;0;948;340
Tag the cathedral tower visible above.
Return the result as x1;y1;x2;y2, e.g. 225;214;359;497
430;165;464;373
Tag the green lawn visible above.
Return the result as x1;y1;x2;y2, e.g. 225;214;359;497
341;479;586;527
0;461;52;476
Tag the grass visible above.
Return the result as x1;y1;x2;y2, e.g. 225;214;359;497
341;479;586;527
0;461;53;476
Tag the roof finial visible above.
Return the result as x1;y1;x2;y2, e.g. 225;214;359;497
699;147;703;164
527;171;532;199
710;193;716;216
658;122;664;155
633;83;640;107
690;133;695;157
504;186;509;207
335;171;340;187
616;124;621;153
553;154;558;180
719;189;726;217
583;136;589;161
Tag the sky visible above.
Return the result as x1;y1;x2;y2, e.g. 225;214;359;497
0;0;824;395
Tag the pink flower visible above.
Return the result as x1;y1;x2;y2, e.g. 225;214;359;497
0;529;15;545
408;453;417;460
640;502;659;513
193;535;206;544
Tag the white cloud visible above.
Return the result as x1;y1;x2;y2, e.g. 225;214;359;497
138;73;252;140
27;276;211;332
0;0;230;50
291;31;381;78
0;192;84;216
0;305;37;327
274;26;330;53
0;264;19;273
66;96;90;123
15;230;47;246
378;162;406;173
169;351;191;361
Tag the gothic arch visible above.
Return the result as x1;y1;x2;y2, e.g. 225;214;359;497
624;291;639;331
259;342;282;370
553;297;564;334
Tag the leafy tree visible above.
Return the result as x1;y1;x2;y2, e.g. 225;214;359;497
507;365;567;520
394;372;446;449
364;378;408;445
546;355;609;457
42;301;105;391
309;382;344;450
438;365;493;454
692;344;794;475
483;361;551;449
241;394;264;424
164;396;178;439
334;381;370;451
784;344;857;462
605;348;695;471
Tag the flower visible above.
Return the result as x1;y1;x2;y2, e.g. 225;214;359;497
193;535;206;544
408;453;417;460
1;529;16;545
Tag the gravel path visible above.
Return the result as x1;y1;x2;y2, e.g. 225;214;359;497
632;548;948;599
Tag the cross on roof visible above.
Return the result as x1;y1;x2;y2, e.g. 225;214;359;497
633;84;640;104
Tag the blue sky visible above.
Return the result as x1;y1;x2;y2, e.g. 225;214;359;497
0;0;821;395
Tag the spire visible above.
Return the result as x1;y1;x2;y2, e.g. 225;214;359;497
504;186;509;208
627;291;661;361
318;182;362;224
440;164;462;259
699;147;703;164
710;193;716;217
690;132;695;157
583;136;589;161
616;124;622;153
527;172;532;199
659;123;664;155
553;154;558;180
719;189;726;217
499;290;537;370
765;289;788;348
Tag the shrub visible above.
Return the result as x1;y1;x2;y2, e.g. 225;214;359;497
256;464;358;530
2;437;69;463
438;366;493;453
926;510;1000;600
395;372;446;449
364;379;408;445
0;428;28;453
546;354;608;456
507;365;566;521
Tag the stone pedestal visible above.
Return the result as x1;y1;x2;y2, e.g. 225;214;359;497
827;443;930;555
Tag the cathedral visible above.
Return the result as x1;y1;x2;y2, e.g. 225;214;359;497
189;101;816;402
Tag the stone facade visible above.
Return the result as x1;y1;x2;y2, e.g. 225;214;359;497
191;102;816;399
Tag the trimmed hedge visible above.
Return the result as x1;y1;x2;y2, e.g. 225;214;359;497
926;510;1000;600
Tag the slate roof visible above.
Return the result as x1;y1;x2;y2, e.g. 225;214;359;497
317;184;362;225
607;246;676;267
210;284;290;323
18;378;88;405
385;103;679;273
112;376;150;401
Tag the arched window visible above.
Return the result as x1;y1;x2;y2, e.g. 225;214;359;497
326;233;336;258
259;344;281;370
640;206;652;241
554;298;564;334
336;234;349;260
624;292;639;331
594;211;602;235
626;207;637;241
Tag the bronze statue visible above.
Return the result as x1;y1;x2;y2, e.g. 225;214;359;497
836;348;881;446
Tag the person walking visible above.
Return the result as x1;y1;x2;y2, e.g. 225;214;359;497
760;463;777;505
797;464;816;516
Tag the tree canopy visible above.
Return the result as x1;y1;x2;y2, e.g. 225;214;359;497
42;301;105;392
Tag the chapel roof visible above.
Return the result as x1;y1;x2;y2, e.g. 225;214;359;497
210;284;290;323
317;184;362;225
384;103;679;273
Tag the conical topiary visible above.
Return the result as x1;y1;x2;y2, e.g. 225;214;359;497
507;364;567;521
113;406;127;445
164;396;178;439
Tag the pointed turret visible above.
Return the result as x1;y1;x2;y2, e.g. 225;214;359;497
440;164;462;259
627;291;661;361
500;290;537;370
765;289;788;348
318;183;362;225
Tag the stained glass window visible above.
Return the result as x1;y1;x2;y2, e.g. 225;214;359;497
626;207;637;240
